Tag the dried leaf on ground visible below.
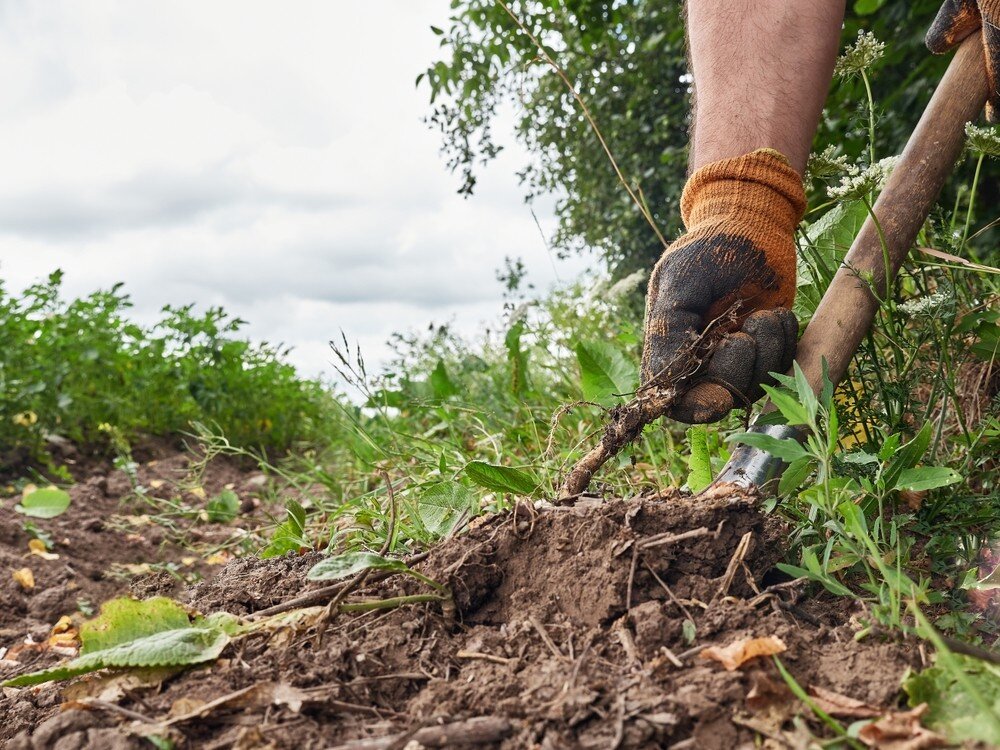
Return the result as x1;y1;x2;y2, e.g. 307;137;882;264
701;635;787;671
62;666;179;703
809;685;881;718
858;704;949;749
28;538;59;560
12;567;34;590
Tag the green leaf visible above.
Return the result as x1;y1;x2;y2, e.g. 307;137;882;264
14;486;72;519
761;385;813;426
797;201;868;321
3;597;237;687
778;455;814;495
261;500;310;558
904;657;1000;745
685;426;712;492
505;319;530;396
418;481;477;537
429;360;458;399
464;460;538;495
206;489;240;523
883;422;933;489
896;466;962;492
853;0;886;14
791;362;819;423
307;551;409;582
727;432;808;462
574;341;638;406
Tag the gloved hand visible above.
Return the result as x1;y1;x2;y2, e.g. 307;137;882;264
927;0;1000;122
641;148;806;424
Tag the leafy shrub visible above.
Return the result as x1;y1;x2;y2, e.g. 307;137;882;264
0;271;332;462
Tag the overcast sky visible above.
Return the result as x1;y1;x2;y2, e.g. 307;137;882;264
0;0;589;379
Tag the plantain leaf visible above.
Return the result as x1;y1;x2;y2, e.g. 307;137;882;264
3;597;238;687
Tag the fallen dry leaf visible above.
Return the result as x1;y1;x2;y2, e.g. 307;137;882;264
809;685;882;719
180;556;198;567
148;479;166;490
858;704;949;749
188;486;207;500
701;636;787;671
63;666;179;703
205;551;232;566
28;538;59;560
12;567;34;590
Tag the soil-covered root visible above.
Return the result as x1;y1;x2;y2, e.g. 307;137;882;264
1;488;920;749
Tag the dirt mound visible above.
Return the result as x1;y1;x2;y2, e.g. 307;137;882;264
1;488;919;749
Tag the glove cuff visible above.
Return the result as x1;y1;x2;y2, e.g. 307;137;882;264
679;148;806;238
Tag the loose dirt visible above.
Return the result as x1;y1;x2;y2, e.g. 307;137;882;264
1;481;922;749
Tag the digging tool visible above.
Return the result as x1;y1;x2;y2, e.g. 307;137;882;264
712;35;990;494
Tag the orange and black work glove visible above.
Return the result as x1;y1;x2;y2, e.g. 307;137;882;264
641;148;806;424
927;0;1000;121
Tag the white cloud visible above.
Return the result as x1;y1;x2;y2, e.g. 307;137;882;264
0;0;590;379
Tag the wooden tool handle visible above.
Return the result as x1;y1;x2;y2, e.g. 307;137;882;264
795;36;988;393
712;37;988;491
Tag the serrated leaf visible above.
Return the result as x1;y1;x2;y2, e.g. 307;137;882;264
896;466;962;492
727;432;808;462
686;426;712;492
3;597;237;687
307;551;409;582
574;340;638;406
15;486;71;519
418;481;476;537
464;460;537;495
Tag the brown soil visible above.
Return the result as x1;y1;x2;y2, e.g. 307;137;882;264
0;483;921;749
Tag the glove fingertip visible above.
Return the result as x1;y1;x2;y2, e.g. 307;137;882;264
670;382;734;424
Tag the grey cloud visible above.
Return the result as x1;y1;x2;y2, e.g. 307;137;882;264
0;167;354;239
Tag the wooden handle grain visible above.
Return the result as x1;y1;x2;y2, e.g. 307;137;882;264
794;36;988;393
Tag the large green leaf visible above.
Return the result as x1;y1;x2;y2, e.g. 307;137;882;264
574;341;638;406
307;551;409;582
904;657;1000;745
418;481;477;537
685;426;712;492
429;360;459;399
15;486;71;519
896;466;962;492
464;460;538;495
796;200;868;321
727;432;808;462
3;597;238;687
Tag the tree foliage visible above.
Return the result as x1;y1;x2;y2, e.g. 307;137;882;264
423;0;996;279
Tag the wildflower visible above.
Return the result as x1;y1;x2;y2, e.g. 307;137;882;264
607;269;647;301
12;411;38;427
834;30;885;79
827;156;899;201
898;291;950;316
807;145;854;180
965;123;1000;158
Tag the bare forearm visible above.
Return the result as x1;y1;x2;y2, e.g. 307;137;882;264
686;0;846;173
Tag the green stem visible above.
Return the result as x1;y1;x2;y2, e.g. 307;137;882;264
962;153;985;253
339;593;448;613
861;70;877;170
406;569;449;593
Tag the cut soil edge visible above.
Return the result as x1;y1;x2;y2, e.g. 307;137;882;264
2;485;921;749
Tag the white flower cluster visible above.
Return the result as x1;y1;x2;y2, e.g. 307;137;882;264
834;30;886;79
898;291;950;316
827;156;900;201
965;123;1000;158
807;145;854;180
